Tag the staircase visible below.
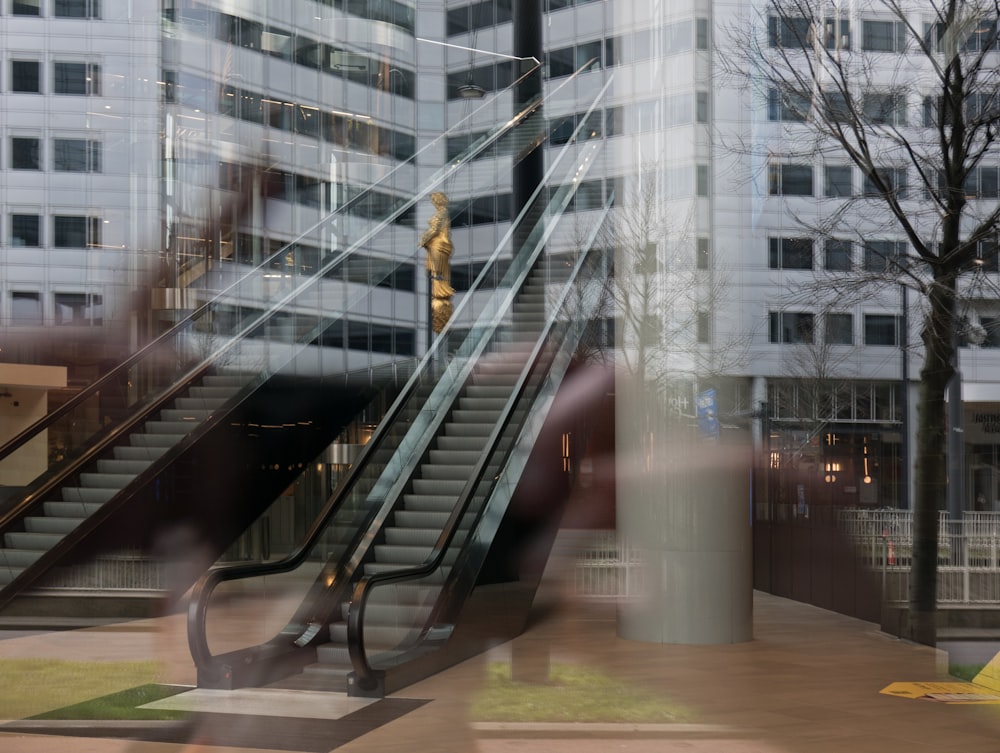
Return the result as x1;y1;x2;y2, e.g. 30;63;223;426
0;374;247;587
267;262;566;692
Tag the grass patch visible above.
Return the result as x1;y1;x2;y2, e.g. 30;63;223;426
470;662;694;724
28;683;189;721
0;659;165;720
951;664;987;683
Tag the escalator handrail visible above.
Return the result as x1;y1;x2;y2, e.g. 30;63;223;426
0;56;549;470
186;64;610;676
0;63;556;544
346;210;611;691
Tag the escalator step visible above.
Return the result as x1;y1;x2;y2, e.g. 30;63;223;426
393;511;450;528
436;435;488;452
428;449;481;466
173;397;229;411
79;473;135;489
144;420;200;435
401;494;457;512
443;422;494;437
61;487;118;504
23;516;82;535
411;478;465;496
0;566;23;586
129;433;186;448
113;445;169;461
420;464;475;481
450;409;502;424
384;527;441;547
159;409;212;422
0;548;45;567
4;531;63;550
458;396;507;411
96;458;153;475
44;501;103;518
465;385;512;399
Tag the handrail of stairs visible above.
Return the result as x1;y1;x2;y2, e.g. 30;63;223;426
185;65;607;683
346;214;611;693
0;60;561;605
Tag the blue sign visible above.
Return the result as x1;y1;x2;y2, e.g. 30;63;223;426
696;388;720;440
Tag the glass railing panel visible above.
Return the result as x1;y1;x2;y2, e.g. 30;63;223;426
358;203;612;676
0;56;553;524
186;64;609;678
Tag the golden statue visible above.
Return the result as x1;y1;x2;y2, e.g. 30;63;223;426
420;191;455;333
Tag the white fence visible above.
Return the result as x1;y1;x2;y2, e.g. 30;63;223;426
838;510;1000;604
573;514;1000;604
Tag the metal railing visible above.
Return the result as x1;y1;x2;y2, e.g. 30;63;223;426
840;509;1000;604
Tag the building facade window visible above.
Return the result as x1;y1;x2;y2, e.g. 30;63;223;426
11;213;40;246
53;139;101;172
12;0;40;15
863;91;907;125
10;291;42;325
863;167;907;198
768;87;809;122
825;313;854;344
769;311;814;343
824;165;853;197
11;137;40;170
53;215;100;247
53;62;100;95
54;292;102;325
863;240;907;272
965;167;1000;199
696;311;711;343
11;60;40;93
696;164;710;196
769;163;813;196
696;237;711;270
862;19;907;52
769;236;813;269
824;238;853;271
54;0;100;18
767;15;810;48
865;314;900;345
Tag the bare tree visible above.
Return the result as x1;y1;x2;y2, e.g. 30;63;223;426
723;0;1000;645
595;168;750;432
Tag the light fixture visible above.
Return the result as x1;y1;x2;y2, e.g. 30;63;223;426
458;82;485;99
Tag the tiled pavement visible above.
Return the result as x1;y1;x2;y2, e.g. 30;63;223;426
1;574;999;753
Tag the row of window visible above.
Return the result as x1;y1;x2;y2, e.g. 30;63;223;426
8;137;100;172
163;71;415;163
9;60;99;95
7;290;102;326
769;87;1000;128
769;311;902;346
447;0;605;36
162;3;415;98
769;235;1000;273
6;0;97;17
207;303;416;355
447;21;710;99
769;161;1000;200
769;14;1000;54
217;161;416;226
7;213;101;247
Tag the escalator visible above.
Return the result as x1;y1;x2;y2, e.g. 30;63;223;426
0;57;584;613
186;92;614;696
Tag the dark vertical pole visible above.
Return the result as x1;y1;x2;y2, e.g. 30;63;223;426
512;0;544;254
900;283;910;509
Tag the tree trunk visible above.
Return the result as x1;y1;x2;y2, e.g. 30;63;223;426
909;283;956;646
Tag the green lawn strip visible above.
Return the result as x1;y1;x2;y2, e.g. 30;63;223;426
0;659;166;719
471;662;694;724
29;683;189;721
950;664;987;683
